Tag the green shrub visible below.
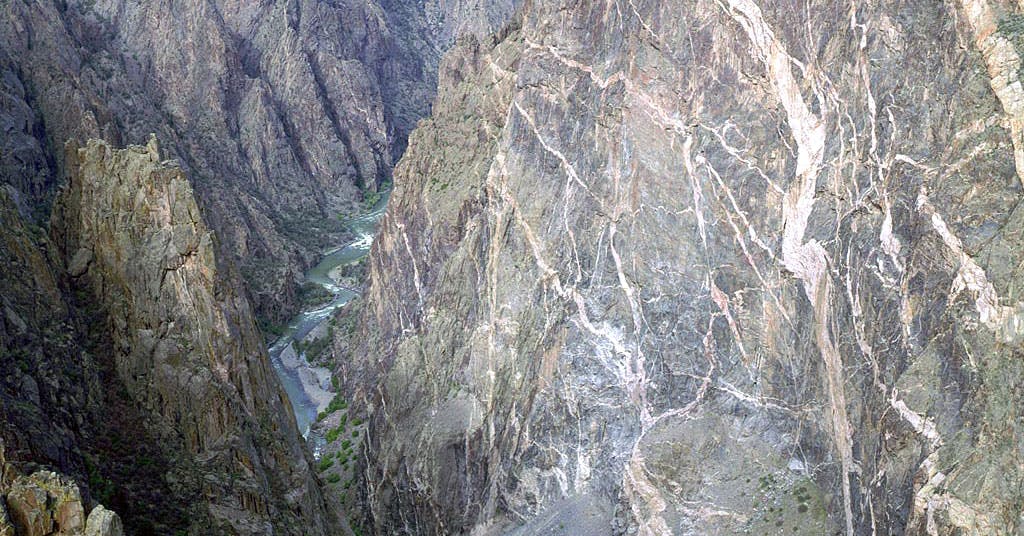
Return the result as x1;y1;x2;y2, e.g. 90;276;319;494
317;395;348;422
326;395;348;413
318;458;335;472
362;190;382;209
298;282;332;307
302;335;332;363
84;457;116;505
257;318;286;337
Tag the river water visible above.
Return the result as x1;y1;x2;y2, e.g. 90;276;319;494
267;191;390;436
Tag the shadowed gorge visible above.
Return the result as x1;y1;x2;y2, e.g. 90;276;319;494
4;0;1024;535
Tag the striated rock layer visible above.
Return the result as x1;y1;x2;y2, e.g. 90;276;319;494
41;138;335;534
344;0;1024;534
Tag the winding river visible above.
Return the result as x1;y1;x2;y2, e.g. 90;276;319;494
268;191;390;436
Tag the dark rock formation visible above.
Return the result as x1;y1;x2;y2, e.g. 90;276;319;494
342;0;1024;534
43;138;336;534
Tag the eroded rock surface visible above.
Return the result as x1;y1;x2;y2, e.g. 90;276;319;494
0;441;122;536
343;1;1024;534
47;138;335;535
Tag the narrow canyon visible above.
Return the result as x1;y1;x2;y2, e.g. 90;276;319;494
2;0;1024;535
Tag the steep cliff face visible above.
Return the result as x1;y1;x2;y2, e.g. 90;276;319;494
47;138;335;535
347;0;1024;534
0;0;509;323
0;184;111;523
373;0;523;153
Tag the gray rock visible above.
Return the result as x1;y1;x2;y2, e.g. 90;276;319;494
84;505;123;536
0;0;520;324
340;1;1024;534
67;248;92;277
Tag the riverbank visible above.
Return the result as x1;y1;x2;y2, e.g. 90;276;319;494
267;190;391;437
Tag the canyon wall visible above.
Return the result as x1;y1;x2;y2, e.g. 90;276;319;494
1;137;340;534
0;0;505;323
0;0;521;532
48;138;339;534
345;0;1024;534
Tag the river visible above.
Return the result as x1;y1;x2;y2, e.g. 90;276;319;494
267;190;390;437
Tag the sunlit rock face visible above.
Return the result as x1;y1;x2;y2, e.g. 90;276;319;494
345;0;1024;533
49;139;335;535
0;460;124;536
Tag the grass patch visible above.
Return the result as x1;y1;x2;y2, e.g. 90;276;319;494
317;395;348;421
298;334;332;364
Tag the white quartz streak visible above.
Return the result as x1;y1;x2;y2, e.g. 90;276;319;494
957;0;1024;186
720;2;855;535
917;192;1024;342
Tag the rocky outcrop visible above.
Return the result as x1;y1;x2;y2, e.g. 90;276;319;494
83;506;122;536
0;0;398;322
49;138;335;535
345;0;1024;534
3;472;123;536
0;440;123;536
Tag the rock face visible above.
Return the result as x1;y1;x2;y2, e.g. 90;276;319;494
373;0;523;153
0;441;123;536
0;0;516;324
0;181;101;500
48;138;335;534
7;472;88;536
83;506;122;536
344;0;1024;534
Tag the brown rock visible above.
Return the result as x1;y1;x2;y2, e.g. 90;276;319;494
6;471;85;536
